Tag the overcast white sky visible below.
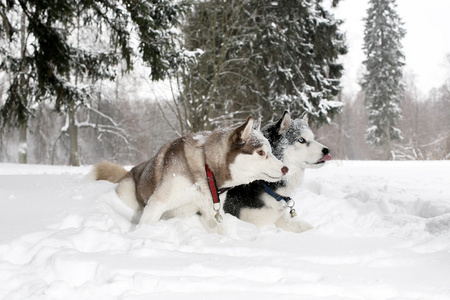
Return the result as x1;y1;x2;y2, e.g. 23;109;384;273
334;0;450;95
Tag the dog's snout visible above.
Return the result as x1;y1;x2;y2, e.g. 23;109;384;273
281;166;289;175
322;148;330;155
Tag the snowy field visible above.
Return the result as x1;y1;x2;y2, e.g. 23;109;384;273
0;160;449;300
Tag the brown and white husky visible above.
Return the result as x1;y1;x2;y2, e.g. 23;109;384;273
92;116;288;232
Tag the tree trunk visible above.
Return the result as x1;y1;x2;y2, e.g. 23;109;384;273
387;121;393;160
18;12;27;164
68;109;80;166
68;16;81;167
18;122;27;164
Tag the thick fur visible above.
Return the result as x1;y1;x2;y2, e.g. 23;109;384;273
93;116;288;233
93;161;128;184
223;111;331;233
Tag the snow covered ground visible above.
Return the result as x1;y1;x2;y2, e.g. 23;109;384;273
0;160;449;300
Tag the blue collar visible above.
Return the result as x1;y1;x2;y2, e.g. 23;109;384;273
261;183;291;202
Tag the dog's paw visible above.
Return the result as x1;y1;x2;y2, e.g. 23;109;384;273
276;217;313;233
296;220;313;232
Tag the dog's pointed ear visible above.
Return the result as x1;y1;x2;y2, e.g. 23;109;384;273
253;116;262;131
235;115;254;142
300;111;309;124
277;110;291;135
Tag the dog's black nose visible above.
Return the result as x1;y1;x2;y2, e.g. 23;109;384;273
322;148;329;155
281;166;289;175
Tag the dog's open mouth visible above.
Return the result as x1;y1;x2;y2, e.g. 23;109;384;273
316;154;332;164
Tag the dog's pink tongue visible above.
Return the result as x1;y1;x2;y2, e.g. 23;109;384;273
319;154;332;163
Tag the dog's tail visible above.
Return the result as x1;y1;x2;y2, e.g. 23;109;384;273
91;161;128;183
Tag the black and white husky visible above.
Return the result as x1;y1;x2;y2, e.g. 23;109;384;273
92;116;288;233
223;111;331;233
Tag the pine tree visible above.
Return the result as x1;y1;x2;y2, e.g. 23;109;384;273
181;0;347;128
362;0;406;159
236;0;347;125
0;0;187;165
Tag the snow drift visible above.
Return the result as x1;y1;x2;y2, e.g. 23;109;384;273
0;161;449;299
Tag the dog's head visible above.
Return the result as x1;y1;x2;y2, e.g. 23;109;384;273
262;111;331;170
226;116;289;186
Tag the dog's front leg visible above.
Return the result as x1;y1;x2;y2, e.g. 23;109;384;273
197;200;227;234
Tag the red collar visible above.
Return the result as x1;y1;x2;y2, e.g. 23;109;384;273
205;164;232;201
205;164;231;223
205;164;220;204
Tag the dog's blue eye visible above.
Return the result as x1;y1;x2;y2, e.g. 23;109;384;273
298;138;306;144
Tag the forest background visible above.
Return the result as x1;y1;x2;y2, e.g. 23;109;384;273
1;0;449;166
